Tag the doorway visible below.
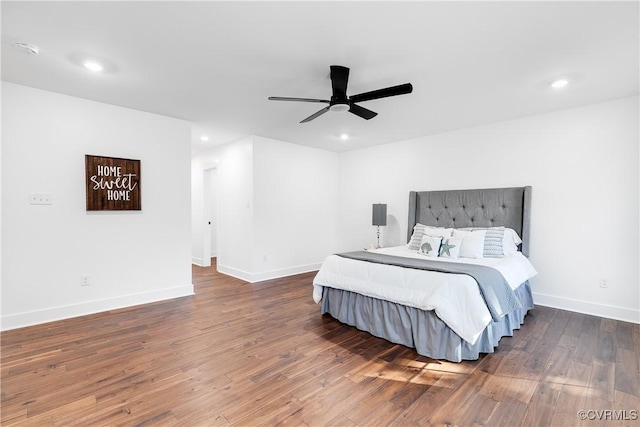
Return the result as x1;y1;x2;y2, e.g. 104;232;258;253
203;167;218;267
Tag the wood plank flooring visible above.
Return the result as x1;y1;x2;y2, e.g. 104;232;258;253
2;259;639;426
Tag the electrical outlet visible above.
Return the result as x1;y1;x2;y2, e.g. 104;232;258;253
80;275;91;286
599;277;609;288
29;193;53;205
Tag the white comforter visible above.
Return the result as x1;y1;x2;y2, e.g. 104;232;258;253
312;246;537;344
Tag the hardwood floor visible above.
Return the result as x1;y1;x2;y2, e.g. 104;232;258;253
2;259;639;426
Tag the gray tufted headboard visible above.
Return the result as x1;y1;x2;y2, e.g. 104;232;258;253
407;186;532;257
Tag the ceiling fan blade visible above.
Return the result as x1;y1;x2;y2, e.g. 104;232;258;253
268;96;330;103
349;83;413;103
330;65;349;99
349;103;378;120
300;106;330;123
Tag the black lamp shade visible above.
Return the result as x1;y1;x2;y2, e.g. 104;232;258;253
372;204;387;226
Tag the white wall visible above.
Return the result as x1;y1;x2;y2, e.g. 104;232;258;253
338;96;639;323
191;135;338;282
252;136;338;281
191;159;206;265
1;82;193;330
215;137;255;277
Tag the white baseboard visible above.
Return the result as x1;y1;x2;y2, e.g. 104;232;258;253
1;284;195;331
533;292;640;324
215;264;253;282
217;262;321;283
192;256;217;267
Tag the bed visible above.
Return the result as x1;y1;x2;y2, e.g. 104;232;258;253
312;186;537;362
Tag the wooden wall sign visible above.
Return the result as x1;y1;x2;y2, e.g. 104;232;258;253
85;155;141;211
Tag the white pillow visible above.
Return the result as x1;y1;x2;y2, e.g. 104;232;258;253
453;229;486;259
418;235;442;257
439;237;462;259
424;227;453;239
503;228;522;256
505;228;523;245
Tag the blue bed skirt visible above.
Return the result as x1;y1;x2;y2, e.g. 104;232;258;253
321;281;534;362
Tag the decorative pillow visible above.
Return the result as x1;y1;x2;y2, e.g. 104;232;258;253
453;229;486;259
408;224;449;251
418;235;442;257
439;237;462;259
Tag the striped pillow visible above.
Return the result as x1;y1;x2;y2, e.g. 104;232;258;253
407;224;428;251
481;227;505;258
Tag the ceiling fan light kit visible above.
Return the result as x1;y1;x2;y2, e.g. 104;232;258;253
268;65;413;123
329;103;350;113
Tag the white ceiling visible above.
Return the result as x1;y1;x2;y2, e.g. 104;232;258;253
2;1;638;153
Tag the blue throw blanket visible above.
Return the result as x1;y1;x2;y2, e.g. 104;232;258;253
336;251;522;321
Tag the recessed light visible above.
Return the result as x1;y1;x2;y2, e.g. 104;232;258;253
83;60;103;72
200;136;209;141
550;79;569;89
13;42;39;55
340;134;349;141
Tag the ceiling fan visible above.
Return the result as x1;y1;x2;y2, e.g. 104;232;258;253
268;65;413;123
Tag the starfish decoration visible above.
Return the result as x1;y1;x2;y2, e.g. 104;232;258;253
439;239;456;256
